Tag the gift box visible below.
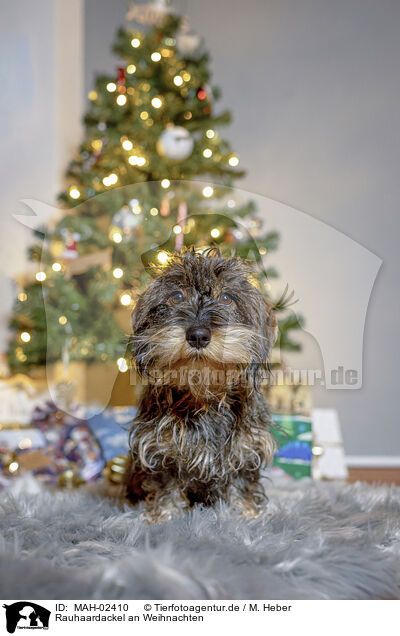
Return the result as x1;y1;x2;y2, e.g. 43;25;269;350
269;414;313;480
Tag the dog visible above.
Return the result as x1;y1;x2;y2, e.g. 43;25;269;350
125;248;277;521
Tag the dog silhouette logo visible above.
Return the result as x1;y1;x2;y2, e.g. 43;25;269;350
3;602;50;633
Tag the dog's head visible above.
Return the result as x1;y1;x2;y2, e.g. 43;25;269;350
131;249;277;391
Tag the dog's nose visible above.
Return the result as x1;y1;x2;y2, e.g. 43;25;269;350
186;326;211;349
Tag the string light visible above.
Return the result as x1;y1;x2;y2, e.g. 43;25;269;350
120;293;132;306
151;52;161;62
211;228;221;238
128;155;138;165
91;139;103;151
173;75;183;86
203;148;213;158
157;251;169;265
9;462;19;473
136;156;146;166
126;64;136;74
122;139;133;151
88;90;98;101
112;231;122;244
182;72;191;82
161;179;170;189
113;267;124;279
206;129;215;139
103;173;118;187
229;155;239;167
202;186;214;198
117;357;128;372
18;292;27;302
106;82;117;92
259;248;267;255
20;331;31;343
150;208;158;216
52;262;62;272
36;271;46;282
151;97;163;109
227;199;236;208
19;438;32;450
69;187;80;199
58;316;68;325
116;94;127;106
173;225;182;234
140;111;149;120
131;38;141;48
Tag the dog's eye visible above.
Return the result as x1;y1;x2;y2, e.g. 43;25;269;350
219;292;233;305
168;291;184;305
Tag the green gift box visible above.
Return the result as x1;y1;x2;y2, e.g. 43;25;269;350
270;414;313;480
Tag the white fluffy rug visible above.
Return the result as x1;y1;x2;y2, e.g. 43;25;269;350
0;477;399;600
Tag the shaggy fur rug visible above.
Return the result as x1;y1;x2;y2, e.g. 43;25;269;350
0;477;399;600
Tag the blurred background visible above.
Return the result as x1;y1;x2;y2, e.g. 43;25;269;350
0;0;399;481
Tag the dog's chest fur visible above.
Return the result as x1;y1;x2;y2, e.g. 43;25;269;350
130;386;274;485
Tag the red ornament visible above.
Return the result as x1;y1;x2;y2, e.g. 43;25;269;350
197;88;207;101
117;67;126;84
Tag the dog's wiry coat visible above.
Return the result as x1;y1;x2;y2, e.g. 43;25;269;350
126;249;277;521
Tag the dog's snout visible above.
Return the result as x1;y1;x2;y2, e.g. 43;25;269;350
186;326;211;349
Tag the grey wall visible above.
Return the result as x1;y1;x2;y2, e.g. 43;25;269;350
84;0;400;457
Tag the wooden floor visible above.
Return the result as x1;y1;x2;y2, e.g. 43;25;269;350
347;467;400;486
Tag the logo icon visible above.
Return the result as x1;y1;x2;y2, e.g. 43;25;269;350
3;602;50;633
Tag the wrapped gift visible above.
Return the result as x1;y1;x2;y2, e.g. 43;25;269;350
269;414;313;480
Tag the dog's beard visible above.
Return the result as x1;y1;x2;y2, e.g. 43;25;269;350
134;325;264;397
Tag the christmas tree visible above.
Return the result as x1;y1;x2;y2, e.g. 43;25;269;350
8;8;302;375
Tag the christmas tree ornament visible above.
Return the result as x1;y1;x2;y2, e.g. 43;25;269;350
176;32;201;56
174;201;187;251
117;66;126;85
112;206;141;236
156;125;194;160
60;229;81;259
103;454;128;485
160;193;172;216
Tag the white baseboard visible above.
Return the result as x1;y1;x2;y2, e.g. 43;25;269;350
346;456;400;468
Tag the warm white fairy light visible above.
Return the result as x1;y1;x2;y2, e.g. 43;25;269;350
8;462;19;473
18;292;27;302
122;139;133;151
128;155;138;165
112;231;122;244
88;90;98;101
210;228;221;238
126;64;136;74
173;75;183;86
150;207;158;216
151;97;163;109
20;331;31;343
161;179;170;189
106;82;117;93
202;185;214;198
103;173;118;187
203;148;213;158
131;38;141;48
173;225;182;234
227;199;236;208
35;271;46;282
206;129;215;139
136;156;146;166
52;262;62;272
259;248;267;255
120;293;132;306
182;72;191;82
113;267;124;279
117;357;129;372
151;52;161;62
140;111;149;120
116;94;127;106
69;187;80;199
157;251;169;265
228;155;239;167
19;438;32;450
58;316;68;325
